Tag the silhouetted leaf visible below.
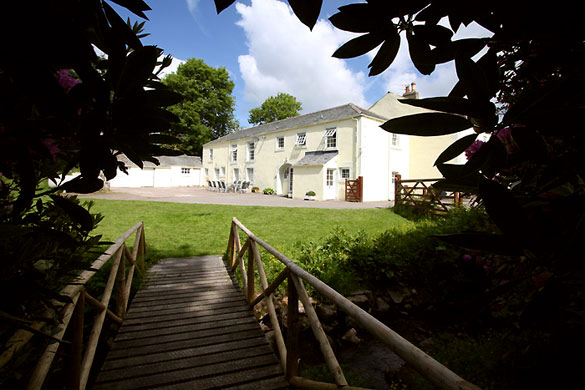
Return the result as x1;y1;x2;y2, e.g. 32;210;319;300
479;178;531;241
399;97;495;118
433;178;480;194
381;113;472;136
436;233;523;255
149;134;181;145
50;195;94;231
110;0;151;19
103;2;142;50
60;176;104;194
456;56;490;102
144;89;184;107
119;46;159;94
214;0;236;14
330;4;380;33
368;29;400;76
333;31;385;59
407;31;435;75
288;0;323;30
413;24;453;46
512;127;548;162
435;134;477;166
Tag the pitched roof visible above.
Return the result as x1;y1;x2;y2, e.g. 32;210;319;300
117;154;202;168
293;150;338;167
205;103;388;146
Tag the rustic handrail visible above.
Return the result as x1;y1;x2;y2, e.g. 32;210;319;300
228;217;481;390
0;222;146;390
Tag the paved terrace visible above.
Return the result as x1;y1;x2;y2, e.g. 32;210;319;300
79;186;394;209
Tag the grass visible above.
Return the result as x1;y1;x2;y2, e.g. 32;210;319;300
85;199;413;261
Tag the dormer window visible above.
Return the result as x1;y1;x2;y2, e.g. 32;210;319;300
325;128;336;148
296;133;306;146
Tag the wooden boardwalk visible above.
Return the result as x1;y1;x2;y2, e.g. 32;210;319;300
94;255;289;390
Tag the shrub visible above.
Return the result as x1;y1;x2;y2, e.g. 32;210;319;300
251;186;260;192
263;187;274;195
305;191;316;196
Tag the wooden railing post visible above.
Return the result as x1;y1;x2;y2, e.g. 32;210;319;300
115;247;127;319
227;222;235;269
394;174;402;205
67;290;84;390
286;275;299;380
247;241;255;304
358;176;363;202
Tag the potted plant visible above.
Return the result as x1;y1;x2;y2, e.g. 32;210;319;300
304;191;316;200
251;186;260;193
263;187;275;195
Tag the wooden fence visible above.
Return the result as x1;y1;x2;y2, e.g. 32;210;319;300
226;218;481;390
0;222;146;390
394;174;467;215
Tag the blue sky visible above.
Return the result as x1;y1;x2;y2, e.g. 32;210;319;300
113;0;490;128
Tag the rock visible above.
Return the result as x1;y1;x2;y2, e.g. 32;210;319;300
342;328;361;344
316;304;337;323
344;315;359;329
260;322;271;332
389;288;410;304
347;294;369;309
375;297;390;312
404;303;412;310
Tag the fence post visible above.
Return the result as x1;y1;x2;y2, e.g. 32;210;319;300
286;275;299;379
115;248;127;318
454;191;461;206
247;242;255;304
394;174;402;205
227;222;235;268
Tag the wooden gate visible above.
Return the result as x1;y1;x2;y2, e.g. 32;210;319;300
345;176;363;202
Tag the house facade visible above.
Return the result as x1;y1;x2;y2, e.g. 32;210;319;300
107;155;204;188
203;87;463;202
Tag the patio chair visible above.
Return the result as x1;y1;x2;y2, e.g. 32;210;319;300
210;181;218;192
239;181;250;193
229;180;241;192
207;180;213;191
219;181;227;192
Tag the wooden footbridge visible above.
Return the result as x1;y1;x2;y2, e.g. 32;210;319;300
2;220;481;390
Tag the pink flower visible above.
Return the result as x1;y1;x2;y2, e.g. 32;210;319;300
56;69;80;91
465;140;484;160
532;272;550;288
496;126;520;154
463;254;473;262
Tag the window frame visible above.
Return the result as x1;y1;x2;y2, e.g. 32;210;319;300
247;167;254;183
340;168;350;180
325;128;337;148
209;148;213;161
181;167;191;175
326;168;335;187
233;167;240;181
248;142;255;161
296;133;306;146
231;144;238;162
391;133;400;147
276;136;285;150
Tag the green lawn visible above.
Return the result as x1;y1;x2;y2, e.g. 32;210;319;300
85;199;412;261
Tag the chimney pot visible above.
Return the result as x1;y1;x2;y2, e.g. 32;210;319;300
405;85;410;94
411;82;416;91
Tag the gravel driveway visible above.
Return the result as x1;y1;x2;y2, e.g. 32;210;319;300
78;186;393;209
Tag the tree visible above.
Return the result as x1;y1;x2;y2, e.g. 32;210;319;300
248;92;302;125
163;59;238;155
213;1;585;388
0;0;181;376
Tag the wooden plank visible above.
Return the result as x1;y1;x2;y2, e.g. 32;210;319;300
96;255;286;390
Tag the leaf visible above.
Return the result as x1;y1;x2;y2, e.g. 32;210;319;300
413;24;453;46
149;134;181;145
102;2;142;50
511;127;548;162
381;113;472;136
333;31;385;59
478;178;531;240
368;29;400;76
288;0;323;30
433;178;480;194
50;195;94;232
407;31;435;75
60;176;105;194
329;4;379;33
119;46;159;94
214;0;236;13
434;134;477;166
109;0;151;19
435;233;524;255
144;89;184;107
455;56;490;102
398;97;494;118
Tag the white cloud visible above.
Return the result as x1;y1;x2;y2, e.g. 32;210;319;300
185;0;200;14
235;0;368;114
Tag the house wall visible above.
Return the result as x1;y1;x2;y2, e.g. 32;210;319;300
292;166;323;200
203;118;360;200
108;166;202;188
359;117;392;202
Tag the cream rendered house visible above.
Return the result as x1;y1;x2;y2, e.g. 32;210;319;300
203;87;463;202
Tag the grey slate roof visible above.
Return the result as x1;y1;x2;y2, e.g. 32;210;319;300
205;103;389;146
293;150;338;167
117;154;202;168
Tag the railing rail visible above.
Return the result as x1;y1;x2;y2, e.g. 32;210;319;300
227;217;481;390
0;222;146;390
394;175;469;216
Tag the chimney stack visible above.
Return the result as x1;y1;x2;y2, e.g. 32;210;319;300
402;82;419;99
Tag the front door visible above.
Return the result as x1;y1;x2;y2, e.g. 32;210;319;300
324;168;336;200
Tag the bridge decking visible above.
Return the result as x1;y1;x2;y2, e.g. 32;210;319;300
94;255;288;390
